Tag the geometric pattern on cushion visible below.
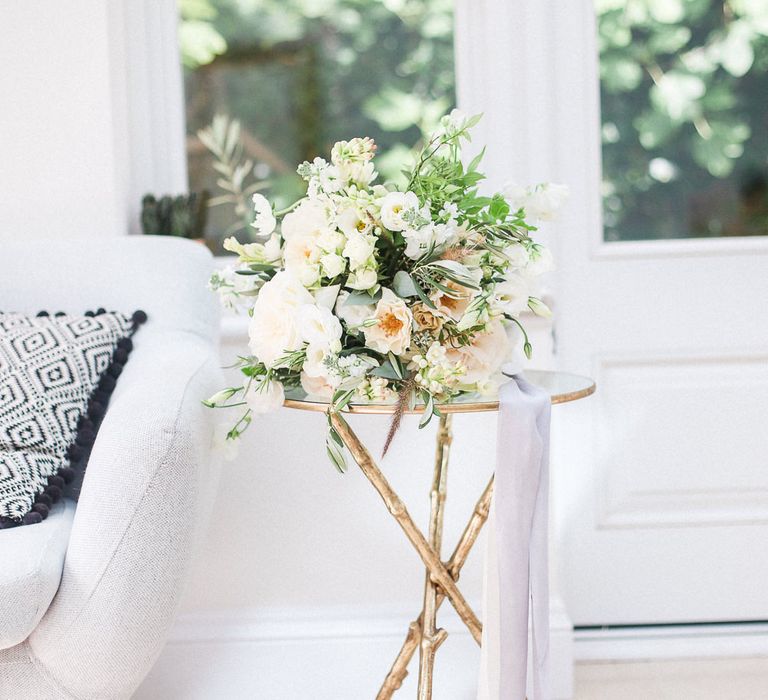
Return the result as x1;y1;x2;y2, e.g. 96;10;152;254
0;310;146;527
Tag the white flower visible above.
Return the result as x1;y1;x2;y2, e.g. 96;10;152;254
223;235;281;264
526;244;555;276
446;321;510;386
302;343;333;378
244;378;285;414
337;207;372;237
281;199;328;240
346;268;378;291
402;221;452;259
313;284;340;310
300;371;334;399
379;191;419;232
342;231;376;269
250;193;277;236
208;266;260;311
430;278;480;323
503;182;569;222
528;297;552;318
494;273;533;316
320;253;346;279
363;288;413;355
248;271;313;367
504;243;530;271
297;304;343;350
316;228;346;254
438;108;470;138
335;290;375;328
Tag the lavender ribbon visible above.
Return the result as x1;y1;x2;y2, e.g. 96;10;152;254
478;375;551;700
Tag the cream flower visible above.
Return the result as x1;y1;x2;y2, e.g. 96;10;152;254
503;182;569;222
363;288;413;355
248;271;313;367
379;191;419;232
281;199;328;239
494;273;533;316
244;378;285;414
300;371;334;399
320;253;346;279
297;304;343;350
430;278;480;323
446;321;510;386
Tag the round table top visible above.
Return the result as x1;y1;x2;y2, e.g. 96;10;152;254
283;369;595;415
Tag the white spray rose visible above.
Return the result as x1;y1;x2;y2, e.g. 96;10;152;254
363;288;413;355
346;268;378;291
379;191;419;232
321;253;346;279
244;378;285;414
342;231;376;269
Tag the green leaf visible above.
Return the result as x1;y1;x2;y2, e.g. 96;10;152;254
467;147;486;173
344;290;382;306
393;270;419;298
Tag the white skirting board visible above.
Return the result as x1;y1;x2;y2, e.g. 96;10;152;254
136;600;575;700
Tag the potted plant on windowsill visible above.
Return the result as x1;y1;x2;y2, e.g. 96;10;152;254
140;192;208;243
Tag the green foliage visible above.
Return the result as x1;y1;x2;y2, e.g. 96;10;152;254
598;0;768;239
180;0;455;251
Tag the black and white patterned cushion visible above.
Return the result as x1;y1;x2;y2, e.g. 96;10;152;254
0;310;146;528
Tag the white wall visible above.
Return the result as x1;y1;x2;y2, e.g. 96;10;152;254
0;0;186;242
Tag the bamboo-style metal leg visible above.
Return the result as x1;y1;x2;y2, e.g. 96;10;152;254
377;476;495;700
416;414;452;699
330;413;482;644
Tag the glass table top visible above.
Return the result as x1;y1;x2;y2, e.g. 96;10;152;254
283;369;595;415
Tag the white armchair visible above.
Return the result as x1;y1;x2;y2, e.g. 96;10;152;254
0;237;222;699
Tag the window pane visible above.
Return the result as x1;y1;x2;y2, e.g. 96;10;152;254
179;0;455;253
597;0;768;241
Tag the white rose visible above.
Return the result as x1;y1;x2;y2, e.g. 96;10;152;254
244;378;285;414
284;231;322;270
321;253;346;278
342;231;376;269
446;321;510;386
379;191;419;232
297;304;343;349
281;199;328;239
363;288;413;355
346;268;378;291
249;272;313;367
335;290;375;328
250;193;277;236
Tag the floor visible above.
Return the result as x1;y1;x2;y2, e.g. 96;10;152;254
575;657;768;699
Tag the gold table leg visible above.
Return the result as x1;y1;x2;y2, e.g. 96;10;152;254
416;414;452;699
330;413;482;645
377;476;494;699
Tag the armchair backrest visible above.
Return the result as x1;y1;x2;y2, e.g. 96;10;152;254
1;236;218;342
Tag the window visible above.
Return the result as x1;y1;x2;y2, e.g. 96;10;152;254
179;0;455;253
597;0;768;241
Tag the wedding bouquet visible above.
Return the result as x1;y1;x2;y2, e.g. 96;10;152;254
206;111;566;469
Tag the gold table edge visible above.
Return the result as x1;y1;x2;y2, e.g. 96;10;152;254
283;374;596;414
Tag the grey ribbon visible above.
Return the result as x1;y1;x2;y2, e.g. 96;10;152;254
478;374;551;699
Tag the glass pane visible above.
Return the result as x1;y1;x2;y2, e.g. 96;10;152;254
179;0;455;253
597;0;768;241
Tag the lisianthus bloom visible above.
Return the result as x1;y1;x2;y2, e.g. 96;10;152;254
244;377;285;414
363;288;413;355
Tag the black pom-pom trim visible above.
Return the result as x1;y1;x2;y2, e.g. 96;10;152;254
0;308;148;529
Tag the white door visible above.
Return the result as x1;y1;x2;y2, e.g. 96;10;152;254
551;1;768;625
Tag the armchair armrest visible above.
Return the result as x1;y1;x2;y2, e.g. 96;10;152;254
27;329;222;700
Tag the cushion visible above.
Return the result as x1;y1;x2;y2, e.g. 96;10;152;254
0;310;145;527
0;498;76;649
